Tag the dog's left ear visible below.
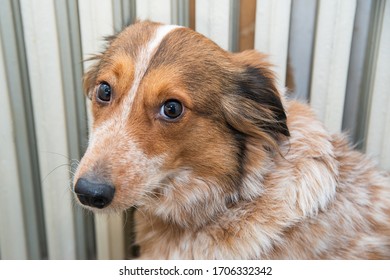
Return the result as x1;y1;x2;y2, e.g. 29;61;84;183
83;35;117;99
223;50;289;148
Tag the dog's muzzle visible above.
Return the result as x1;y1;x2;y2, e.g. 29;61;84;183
74;178;115;209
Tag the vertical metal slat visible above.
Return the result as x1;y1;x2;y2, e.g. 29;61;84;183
0;22;28;260
196;0;235;51
136;0;172;24
171;0;189;27
309;0;357;133
255;0;292;86
20;0;77;259
0;0;47;260
54;0;96;260
287;0;318;100
364;0;390;170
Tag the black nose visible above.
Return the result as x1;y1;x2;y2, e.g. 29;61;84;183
74;178;115;209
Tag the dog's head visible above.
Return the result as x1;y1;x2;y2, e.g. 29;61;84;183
73;21;289;227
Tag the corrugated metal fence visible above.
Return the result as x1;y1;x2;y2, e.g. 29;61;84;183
0;0;389;260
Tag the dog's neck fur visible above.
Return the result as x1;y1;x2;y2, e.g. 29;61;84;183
138;96;338;230
134;99;344;259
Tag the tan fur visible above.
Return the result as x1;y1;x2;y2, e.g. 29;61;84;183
74;21;390;259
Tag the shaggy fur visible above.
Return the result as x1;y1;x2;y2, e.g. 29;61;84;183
74;21;390;259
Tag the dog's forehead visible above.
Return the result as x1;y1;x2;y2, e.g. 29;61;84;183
110;21;224;70
98;23;185;84
117;23;183;110
110;22;183;63
91;22;227;128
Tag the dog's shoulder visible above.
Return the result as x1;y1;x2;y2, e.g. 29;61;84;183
272;99;390;258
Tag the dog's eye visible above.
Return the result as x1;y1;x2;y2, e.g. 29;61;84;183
96;82;112;103
160;100;183;120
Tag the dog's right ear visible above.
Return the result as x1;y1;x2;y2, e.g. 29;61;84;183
83;56;101;99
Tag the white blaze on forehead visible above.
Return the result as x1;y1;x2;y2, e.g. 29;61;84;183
121;24;183;120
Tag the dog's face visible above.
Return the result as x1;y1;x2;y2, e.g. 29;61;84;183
73;21;289;227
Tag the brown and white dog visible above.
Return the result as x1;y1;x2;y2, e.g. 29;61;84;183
73;21;390;259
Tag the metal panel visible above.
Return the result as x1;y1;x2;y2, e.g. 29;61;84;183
78;0;125;260
78;0;116;69
171;0;190;27
54;0;96;260
310;0;357;133
287;0;318;100
196;0;236;51
354;0;387;151
342;0;373;143
0;0;47;260
113;0;137;33
0;0;389;260
136;0;172;24
93;215;125;260
20;0;76;259
365;0;390;170
255;0;292;86
229;0;240;52
0;29;28;260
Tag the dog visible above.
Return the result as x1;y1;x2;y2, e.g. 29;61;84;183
73;21;390;259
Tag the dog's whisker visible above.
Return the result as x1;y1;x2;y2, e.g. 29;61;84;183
42;163;71;183
42;151;71;161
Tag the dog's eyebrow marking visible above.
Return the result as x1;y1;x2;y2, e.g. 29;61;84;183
121;24;182;121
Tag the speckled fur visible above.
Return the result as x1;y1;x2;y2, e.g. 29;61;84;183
135;100;390;259
74;21;390;259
